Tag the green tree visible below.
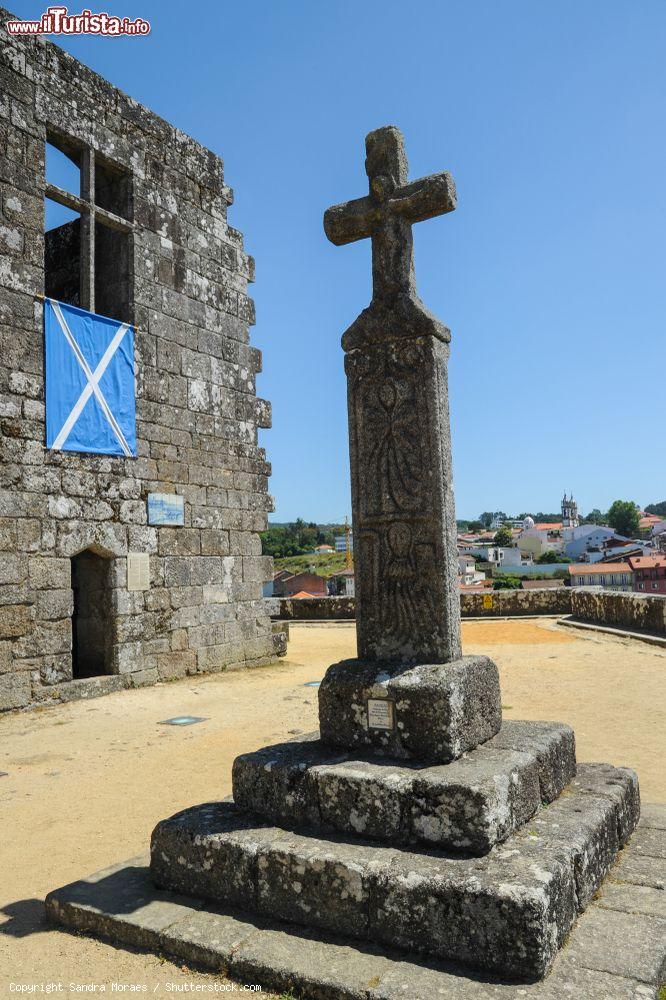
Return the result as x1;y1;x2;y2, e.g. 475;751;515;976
493;526;513;547
468;520;484;533
493;575;522;590
606;500;640;538
583;508;606;525
479;512;494;528
260;519;340;558
645;501;666;517
537;550;560;564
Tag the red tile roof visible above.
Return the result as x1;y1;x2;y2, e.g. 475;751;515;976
639;515;662;528
628;556;666;570
568;562;631;575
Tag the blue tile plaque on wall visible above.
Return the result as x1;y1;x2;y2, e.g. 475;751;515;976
147;493;184;526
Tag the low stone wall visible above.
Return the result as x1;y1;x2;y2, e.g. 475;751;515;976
461;588;572;617
276;597;356;621
274;589;572;621
273;589;666;638
571;589;666;635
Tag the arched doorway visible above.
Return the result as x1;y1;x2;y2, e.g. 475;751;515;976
71;549;113;678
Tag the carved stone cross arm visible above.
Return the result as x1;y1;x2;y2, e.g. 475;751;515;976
390;173;457;226
324;195;377;246
323;172;456;246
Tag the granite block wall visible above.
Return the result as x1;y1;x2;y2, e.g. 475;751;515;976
0;10;284;711
273;589;574;621
274;589;666;638
571;588;666;635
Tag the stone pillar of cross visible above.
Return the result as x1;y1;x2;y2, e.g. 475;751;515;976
322;125;462;667
319;126;501;762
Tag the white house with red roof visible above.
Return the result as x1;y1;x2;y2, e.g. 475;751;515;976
568;562;633;591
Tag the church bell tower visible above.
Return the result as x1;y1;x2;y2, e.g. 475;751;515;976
562;492;579;528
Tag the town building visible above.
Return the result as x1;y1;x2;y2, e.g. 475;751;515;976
457;532;494;556
651;518;666;540
489;514;523;530
484;547;534;570
654;524;666;553
0;30;280;711
327;567;355;596
273;571;327;598
629;555;666;595
638;513;663;537
596;540;649;563
562;524;628;561
568;563;633;591
518;521;565;559
516;493;578;559
457;554;486;587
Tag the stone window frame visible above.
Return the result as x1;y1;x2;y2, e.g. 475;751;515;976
44;128;135;314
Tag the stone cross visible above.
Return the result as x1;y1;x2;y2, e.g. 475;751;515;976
324;125;457;300
324;125;462;665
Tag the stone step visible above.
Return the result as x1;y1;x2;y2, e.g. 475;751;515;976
232;720;576;854
150;763;640;981
46;807;666;1000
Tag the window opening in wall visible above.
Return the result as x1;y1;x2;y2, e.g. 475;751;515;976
45;199;81;307
46;138;81;196
44;130;134;323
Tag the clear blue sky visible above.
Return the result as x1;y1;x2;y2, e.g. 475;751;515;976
19;0;666;521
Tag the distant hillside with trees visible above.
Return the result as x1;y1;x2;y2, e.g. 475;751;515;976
265;498;661;560
273;553;349;578
261;519;345;558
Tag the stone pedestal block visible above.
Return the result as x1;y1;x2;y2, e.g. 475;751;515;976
318;654;501;762
232;721;576;854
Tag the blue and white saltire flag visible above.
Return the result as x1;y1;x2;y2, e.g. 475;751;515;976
45;298;137;457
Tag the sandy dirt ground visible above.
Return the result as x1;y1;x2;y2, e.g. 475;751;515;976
1;618;664;995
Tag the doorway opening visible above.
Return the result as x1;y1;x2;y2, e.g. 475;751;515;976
71;549;113;678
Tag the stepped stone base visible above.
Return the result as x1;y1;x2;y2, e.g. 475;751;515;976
149;763;639;980
318;654;502;762
45;808;666;999
232;721;576;854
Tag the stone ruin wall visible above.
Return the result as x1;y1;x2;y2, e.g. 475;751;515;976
0;12;284;711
